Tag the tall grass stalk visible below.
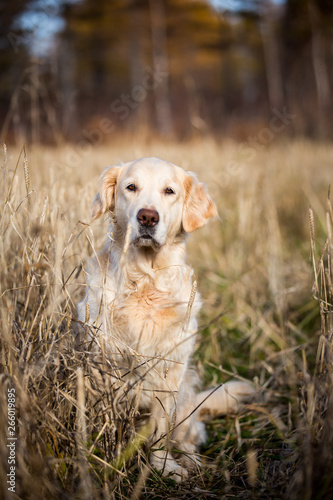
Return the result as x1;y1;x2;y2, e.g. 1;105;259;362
0;139;332;498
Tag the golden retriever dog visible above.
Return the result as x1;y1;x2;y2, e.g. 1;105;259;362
77;157;254;481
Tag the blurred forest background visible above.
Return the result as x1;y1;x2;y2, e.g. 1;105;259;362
1;0;333;145
3;2;333;498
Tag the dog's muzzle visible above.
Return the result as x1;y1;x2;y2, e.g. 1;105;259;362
135;208;160;248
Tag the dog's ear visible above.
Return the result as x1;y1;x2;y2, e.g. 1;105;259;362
182;172;217;233
91;166;121;220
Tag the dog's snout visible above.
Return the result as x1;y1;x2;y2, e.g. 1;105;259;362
137;208;159;227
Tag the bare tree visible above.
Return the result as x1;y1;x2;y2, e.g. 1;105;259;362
129;1;149;129
260;0;284;110
308;0;331;137
149;0;173;136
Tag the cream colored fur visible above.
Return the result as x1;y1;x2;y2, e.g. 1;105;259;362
77;157;254;481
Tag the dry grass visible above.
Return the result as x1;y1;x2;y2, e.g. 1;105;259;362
0;137;332;499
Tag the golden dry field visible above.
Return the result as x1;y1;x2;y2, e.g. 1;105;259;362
1;137;333;499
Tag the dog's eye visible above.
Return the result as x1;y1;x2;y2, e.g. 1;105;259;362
165;187;175;195
126;184;137;192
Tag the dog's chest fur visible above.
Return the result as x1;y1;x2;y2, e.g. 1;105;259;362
107;268;199;360
79;244;202;403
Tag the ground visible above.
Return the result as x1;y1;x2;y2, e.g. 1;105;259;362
0;137;332;499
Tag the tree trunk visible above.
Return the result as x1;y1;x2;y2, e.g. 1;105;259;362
308;0;331;138
260;1;284;110
149;0;173;136
129;2;149;130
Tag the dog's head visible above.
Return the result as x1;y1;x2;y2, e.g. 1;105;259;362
91;157;217;250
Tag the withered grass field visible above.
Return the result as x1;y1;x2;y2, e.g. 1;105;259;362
1;138;333;499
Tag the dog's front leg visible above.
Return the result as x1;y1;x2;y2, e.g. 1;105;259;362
148;369;189;482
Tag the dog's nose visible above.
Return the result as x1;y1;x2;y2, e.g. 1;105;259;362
137;208;159;227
